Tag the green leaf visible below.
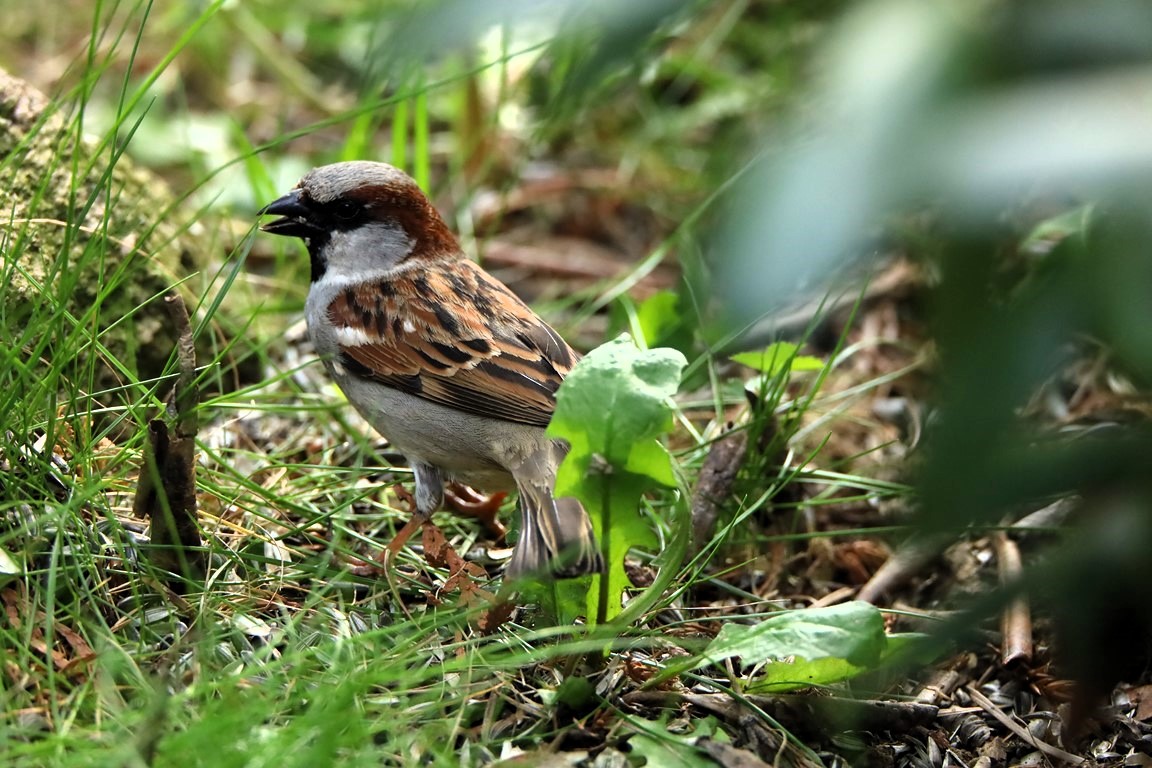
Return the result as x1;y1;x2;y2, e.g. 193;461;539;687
0;547;21;586
700;601;887;691
627;716;723;768
634;290;695;353
636;290;677;341
584;472;659;623
548;335;687;623
554;676;597;712
731;341;823;375
1021;204;1094;258
879;631;939;667
550;335;687;477
752;654;868;693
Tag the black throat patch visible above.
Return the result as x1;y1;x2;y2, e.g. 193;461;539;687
307;234;332;283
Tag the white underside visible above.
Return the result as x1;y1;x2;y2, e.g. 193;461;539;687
330;368;553;489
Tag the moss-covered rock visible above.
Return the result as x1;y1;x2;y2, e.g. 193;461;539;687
0;68;211;394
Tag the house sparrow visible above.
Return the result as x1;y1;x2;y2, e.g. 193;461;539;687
259;161;603;579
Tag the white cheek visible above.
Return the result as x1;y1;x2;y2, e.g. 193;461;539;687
326;221;414;276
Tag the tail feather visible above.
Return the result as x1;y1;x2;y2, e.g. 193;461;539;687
507;487;604;580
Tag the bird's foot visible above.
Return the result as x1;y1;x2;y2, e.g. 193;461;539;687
444;482;508;540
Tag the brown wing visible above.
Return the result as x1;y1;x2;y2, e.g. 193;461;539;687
327;259;576;428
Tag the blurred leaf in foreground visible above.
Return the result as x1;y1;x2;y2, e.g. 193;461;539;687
711;0;1152;708
731;342;824;376
717;0;1152;335
548;335;686;624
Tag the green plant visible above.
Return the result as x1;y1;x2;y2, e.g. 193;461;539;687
547;335;688;625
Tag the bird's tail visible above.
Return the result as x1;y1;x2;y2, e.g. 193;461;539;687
507;487;604;580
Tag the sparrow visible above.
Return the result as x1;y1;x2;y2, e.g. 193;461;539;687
258;161;604;579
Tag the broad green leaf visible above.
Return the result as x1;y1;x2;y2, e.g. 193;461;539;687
731;341;823;375
584;472;659;623
555;676;597;711
753;631;938;692
1021;204;1094;257
879;631;938;666
700;602;886;691
548;335;687;623
637;291;679;341
550;335;687;478
752;654;867;693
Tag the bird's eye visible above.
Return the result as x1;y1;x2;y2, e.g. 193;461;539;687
333;200;361;220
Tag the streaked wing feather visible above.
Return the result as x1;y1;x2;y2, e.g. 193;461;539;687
328;260;575;428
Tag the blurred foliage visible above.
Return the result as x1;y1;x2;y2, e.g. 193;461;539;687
715;0;1152;694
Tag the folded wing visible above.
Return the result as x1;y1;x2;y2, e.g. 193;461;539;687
327;259;577;428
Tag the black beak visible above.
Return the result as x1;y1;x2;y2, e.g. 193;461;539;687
258;188;319;238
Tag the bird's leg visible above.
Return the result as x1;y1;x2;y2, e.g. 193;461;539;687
378;463;444;564
412;463;445;520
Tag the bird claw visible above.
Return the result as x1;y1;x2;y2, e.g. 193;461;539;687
444;482;509;540
390;483;418;513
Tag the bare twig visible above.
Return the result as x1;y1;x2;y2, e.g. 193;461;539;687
691;427;749;551
857;535;949;604
915;668;966;705
965;685;1084;764
994;531;1032;665
132;293;204;586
